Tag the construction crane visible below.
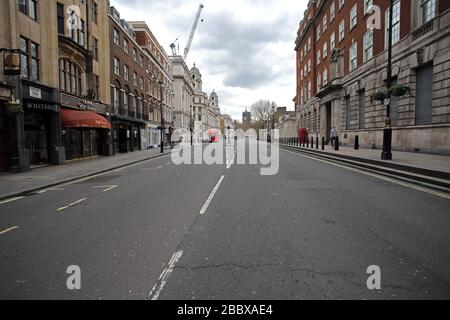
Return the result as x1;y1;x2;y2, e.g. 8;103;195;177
170;4;204;59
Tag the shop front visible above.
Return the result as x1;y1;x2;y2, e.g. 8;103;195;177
60;94;112;161
112;116;145;154
22;82;64;168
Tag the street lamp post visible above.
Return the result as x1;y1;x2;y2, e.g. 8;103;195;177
381;0;394;160
158;81;165;154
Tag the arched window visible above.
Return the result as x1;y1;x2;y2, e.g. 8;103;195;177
111;80;121;114
59;59;83;96
124;86;130;115
132;90;139;118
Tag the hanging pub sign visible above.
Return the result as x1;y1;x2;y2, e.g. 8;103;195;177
3;52;21;76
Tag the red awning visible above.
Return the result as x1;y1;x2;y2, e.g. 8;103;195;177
61;109;111;129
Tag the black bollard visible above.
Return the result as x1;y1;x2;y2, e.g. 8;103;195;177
354;135;360;150
322;137;325;150
311;137;314;149
307;138;309;148
335;137;340;151
316;136;319;150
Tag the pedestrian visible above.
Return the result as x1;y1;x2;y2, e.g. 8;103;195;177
330;127;338;147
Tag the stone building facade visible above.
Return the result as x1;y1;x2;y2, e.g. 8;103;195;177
170;55;194;134
0;0;112;172
190;64;220;140
275;110;298;139
295;0;450;155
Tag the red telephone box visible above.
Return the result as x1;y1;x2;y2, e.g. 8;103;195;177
298;128;309;144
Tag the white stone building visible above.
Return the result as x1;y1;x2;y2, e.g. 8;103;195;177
170;56;194;134
190;64;221;140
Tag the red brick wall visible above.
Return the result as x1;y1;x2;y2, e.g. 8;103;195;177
296;0;415;109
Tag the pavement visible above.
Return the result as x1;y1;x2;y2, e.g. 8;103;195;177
0;148;171;201
280;144;450;175
0;140;449;300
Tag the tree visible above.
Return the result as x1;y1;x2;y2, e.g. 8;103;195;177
250;100;277;132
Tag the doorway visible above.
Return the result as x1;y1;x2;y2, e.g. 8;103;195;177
24;113;50;166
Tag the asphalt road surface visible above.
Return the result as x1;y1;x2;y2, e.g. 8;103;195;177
0;141;449;300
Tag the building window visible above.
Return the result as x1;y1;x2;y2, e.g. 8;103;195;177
323;42;328;59
350;4;357;30
349;42;358;71
124;65;129;81
317;74;322;91
345;95;351;130
323;69;328;85
113;29;120;46
140;76;144;90
133;48;137;62
421;0;436;24
308;59;311;73
18;0;37;21
124;88;129;114
415;64;433;125
114;57;120;76
330;1;336;21
59;59;82;96
323;15;328;32
20;37;29;79
339;0;345;10
57;3;65;34
330;32;336;50
93;37;99;61
317;24;321;41
20;37;39;82
93;2;98;24
385;1;401;48
140;54;144;68
133;72;138;86
359;90;366;129
364;0;373;14
113;86;120;113
363;30;373;62
339;20;345;42
30;42;39;81
317;50;321;65
124;39;129;53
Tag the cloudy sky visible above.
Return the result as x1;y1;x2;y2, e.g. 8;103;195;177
112;0;307;120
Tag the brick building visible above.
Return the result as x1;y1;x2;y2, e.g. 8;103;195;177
295;0;450;155
129;21;174;148
108;6;148;154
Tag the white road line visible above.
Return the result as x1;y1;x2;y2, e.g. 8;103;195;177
57;198;88;212
148;250;183;300
93;185;117;192
0;226;19;236
282;149;450;201
200;175;225;215
0;197;25;205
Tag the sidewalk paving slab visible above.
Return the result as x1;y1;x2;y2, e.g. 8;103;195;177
0;149;171;201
